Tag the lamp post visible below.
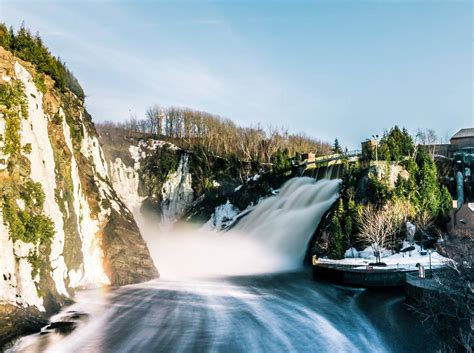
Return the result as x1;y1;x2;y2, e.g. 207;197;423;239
428;249;432;278
372;134;379;161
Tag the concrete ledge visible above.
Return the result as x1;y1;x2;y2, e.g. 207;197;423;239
312;264;418;288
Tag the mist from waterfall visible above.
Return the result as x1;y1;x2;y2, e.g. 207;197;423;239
140;177;340;279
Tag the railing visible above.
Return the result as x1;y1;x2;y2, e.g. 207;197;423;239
304;150;362;166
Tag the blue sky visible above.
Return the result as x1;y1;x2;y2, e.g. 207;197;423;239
1;0;472;148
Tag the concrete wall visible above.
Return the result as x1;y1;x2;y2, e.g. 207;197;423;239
448;203;474;238
312;265;416;288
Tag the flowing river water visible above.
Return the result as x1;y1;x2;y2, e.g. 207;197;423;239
9;178;435;352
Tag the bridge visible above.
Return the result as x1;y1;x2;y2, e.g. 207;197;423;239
296;150;362;179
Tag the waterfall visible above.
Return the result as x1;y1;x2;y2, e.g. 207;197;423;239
145;177;340;278
304;164;344;180
232;177;340;261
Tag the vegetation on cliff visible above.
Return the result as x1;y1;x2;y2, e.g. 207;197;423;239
0;69;57;286
313;127;452;260
0;80;28;170
0;23;84;100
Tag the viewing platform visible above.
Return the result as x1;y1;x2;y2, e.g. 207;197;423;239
312;259;443;288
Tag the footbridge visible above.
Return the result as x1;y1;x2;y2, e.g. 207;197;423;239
298;150;362;180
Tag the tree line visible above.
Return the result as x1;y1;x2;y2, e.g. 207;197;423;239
365;125;441;162
0;22;85;100
98;104;332;165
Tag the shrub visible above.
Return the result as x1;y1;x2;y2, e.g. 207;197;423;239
2;180;54;245
22;143;32;154
33;73;47;94
27;251;41;279
0;81;29;170
271;149;291;174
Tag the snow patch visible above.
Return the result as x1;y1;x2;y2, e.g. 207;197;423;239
109;157;143;213
139;139;179;152
161;154;194;224
206;201;240;230
251;174;261;181
80;122;108;179
322;244;449;271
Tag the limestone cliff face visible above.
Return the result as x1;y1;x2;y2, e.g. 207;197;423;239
104;138;195;225
0;47;158;341
98;130;285;229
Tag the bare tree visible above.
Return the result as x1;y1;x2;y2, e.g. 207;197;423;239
415;128;438;159
389;198;413;251
96;104;332;164
358;203;399;263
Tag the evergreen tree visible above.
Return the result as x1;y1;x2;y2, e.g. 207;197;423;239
416;150;441;216
330;216;345;259
271;148;291;174
330;199;346;259
332;138;343;154
0;23;11;50
377;126;414;162
438;185;452;222
0;22;85;100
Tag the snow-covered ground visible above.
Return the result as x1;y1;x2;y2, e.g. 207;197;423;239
319;243;449;271
204;201;241;230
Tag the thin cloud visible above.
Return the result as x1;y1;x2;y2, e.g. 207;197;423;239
187;19;225;25
42;30;70;37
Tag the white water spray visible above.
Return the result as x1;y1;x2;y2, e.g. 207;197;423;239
142;177;340;278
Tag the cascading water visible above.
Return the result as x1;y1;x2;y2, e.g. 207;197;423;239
9;177;434;353
304;164;345;180
232;178;340;263
142;177;340;278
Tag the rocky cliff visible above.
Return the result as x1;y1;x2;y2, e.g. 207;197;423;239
98;128;294;231
0;47;158;346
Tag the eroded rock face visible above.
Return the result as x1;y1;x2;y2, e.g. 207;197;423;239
102;208;158;285
105;138;195;225
0;47;158;346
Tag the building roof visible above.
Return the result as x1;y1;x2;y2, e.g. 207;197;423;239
452;128;474;140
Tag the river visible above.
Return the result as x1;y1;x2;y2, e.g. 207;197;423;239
9;178;435;352
10;270;434;353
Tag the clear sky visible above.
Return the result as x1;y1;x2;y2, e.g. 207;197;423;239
1;0;472;148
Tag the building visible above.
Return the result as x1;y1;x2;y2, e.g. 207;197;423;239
446;128;474;237
361;139;377;160
451;128;474;150
450;129;474;204
301;152;316;163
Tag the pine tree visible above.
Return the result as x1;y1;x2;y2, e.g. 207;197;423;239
416;150;441;216
330;199;346;259
330;216;345;259
0;23;11;50
332;138;342;154
438;185;452;221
